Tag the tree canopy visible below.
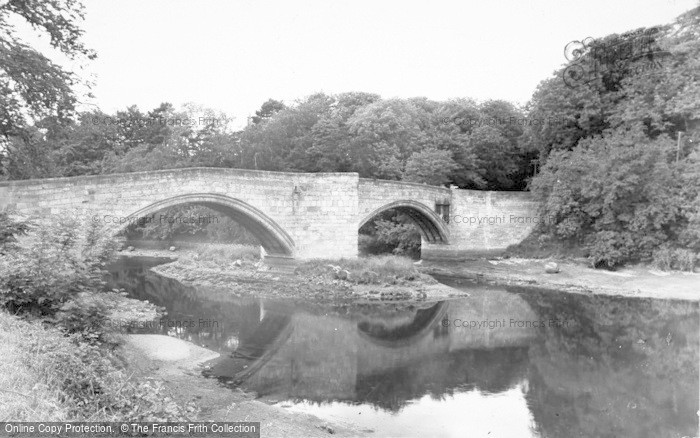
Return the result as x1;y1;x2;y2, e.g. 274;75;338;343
0;0;94;142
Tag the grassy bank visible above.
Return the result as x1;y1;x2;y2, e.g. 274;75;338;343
0;311;197;422
0;312;71;421
294;254;432;284
149;251;462;302
126;244;429;285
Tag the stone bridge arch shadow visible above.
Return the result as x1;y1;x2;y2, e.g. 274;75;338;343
110;193;295;257
359;200;450;245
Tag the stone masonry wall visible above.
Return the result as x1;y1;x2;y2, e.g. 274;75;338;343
0;168;540;260
422;188;540;259
0;168;359;260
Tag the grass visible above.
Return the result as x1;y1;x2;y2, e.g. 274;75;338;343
172;244;261;270
192;244;260;263
295;254;431;285
0;312;75;421
0;311;195;422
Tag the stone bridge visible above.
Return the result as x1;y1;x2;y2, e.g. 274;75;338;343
0;167;539;260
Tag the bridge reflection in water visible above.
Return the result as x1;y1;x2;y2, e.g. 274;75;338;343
209;295;538;411
109;258;699;438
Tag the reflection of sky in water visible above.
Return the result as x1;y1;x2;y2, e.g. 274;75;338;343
274;382;539;438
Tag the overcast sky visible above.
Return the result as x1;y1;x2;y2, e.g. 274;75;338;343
25;0;699;129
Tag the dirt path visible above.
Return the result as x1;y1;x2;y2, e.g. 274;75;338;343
421;258;700;301
122;335;367;438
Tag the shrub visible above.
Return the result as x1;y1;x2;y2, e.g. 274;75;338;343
0;213;30;253
358;233;394;256
673;249;697;272
359;210;422;259
651;246;675;271
651;247;697;272
55;291;160;346
373;218;421;259
0;215;159;342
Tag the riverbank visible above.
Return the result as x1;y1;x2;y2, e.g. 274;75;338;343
122;247;699;301
122;334;365;437
420;258;700;301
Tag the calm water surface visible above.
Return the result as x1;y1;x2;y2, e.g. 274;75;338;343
108;257;699;438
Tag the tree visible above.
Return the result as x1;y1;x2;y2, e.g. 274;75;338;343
469;125;522;189
239;93;333;171
346;98;426;179
403;148;459;186
431;99;486;188
306;92;381;172
251;99;286;125
526;7;700;268
0;0;95;144
531;127;686;268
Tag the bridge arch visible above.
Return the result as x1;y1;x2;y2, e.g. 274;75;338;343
111;193;295;257
357;301;449;348
359;200;449;244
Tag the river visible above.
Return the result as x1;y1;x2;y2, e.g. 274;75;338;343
108;257;699;438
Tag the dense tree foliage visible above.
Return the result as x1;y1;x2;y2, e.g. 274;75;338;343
0;94;534;189
0;0;94;145
359;210;422;259
527;6;700;268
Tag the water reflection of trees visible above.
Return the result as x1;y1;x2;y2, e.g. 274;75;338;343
356;347;530;411
512;288;699;438
107;258;261;352
224;292;539;412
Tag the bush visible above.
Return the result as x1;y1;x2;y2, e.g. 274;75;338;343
0;213;30;253
652;247;697;272
673;249;697;272
55;291;160;346
651;246;675;271
0;215;159;343
374;219;421;258
358;233;394;256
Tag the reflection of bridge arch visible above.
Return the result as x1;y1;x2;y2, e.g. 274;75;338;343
359;200;449;243
111;193;295;257
357;302;449;348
